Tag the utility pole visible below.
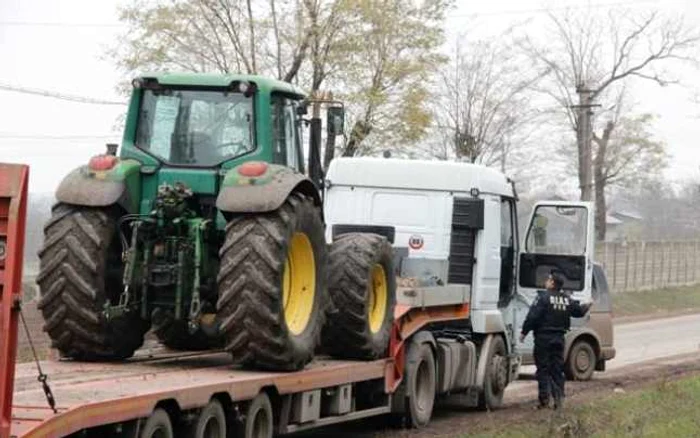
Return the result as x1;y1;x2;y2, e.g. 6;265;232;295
573;84;597;201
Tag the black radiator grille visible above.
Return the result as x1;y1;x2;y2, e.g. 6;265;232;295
447;198;483;285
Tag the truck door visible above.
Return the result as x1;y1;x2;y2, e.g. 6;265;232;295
513;201;595;350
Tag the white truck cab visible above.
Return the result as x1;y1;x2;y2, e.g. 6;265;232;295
323;157;596;368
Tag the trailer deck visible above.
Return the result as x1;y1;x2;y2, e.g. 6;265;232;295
11;345;389;437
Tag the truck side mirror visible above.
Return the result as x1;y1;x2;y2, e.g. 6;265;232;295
327;106;345;136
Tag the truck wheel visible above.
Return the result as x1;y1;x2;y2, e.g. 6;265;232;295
189;399;226;438
406;342;436;428
140;408;173;438
478;335;508;410
565;340;596;381
322;233;396;359
217;194;327;371
243;393;273;438
36;204;148;360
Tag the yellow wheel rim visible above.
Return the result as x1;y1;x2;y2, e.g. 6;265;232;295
282;232;316;335
368;264;388;334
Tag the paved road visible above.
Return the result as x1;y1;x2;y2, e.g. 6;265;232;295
510;313;700;394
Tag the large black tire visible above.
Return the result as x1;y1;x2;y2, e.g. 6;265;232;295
322;233;396;359
478;335;508;410
36;204;148;360
241;393;273;438
216;194;327;371
188;399;226;438
140;408;174;438
565;340;596;381
405;341;436;428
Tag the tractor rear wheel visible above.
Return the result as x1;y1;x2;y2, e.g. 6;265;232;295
322;233;396;359
36;204;148;360
216;193;327;371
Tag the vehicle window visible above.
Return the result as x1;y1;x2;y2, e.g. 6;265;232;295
136;89;254;166
271;95;302;171
501;199;514;247
525;205;588;255
591;271;600;301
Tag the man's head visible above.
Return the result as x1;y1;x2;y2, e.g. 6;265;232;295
545;270;565;291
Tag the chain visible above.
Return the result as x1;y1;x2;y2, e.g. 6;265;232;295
18;304;57;413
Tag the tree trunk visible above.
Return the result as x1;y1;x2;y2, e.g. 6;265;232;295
343;120;372;157
593;121;614;241
594;167;606;241
576;86;594;201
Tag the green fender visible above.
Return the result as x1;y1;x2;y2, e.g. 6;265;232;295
55;158;142;213
216;163;321;213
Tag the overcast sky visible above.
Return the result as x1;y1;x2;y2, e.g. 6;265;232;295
1;0;699;194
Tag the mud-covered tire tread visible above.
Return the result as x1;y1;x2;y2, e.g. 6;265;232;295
322;233;396;359
36;203;147;360
216;193;327;371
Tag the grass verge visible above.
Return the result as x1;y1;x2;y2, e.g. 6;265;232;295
612;284;700;318
465;373;700;438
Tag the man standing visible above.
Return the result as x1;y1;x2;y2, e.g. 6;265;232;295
519;270;591;409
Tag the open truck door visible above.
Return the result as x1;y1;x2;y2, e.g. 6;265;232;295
514;201;595;352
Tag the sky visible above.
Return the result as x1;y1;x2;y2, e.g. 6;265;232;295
1;0;699;195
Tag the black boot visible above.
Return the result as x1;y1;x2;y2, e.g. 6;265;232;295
536;399;549;410
553;397;564;410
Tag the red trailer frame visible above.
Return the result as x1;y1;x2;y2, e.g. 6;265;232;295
0;164;29;438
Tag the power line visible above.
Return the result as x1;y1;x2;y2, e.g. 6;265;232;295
0;83;126;105
0;20;124;28
0;133;117;140
447;0;668;19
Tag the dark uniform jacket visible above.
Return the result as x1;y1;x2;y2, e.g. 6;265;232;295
521;290;588;336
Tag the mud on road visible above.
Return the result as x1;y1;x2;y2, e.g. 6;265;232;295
297;352;700;438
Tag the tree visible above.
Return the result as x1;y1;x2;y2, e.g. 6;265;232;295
522;8;699;205
113;0;451;167
115;0;312;81
592;104;667;240
328;0;451;158
431;34;542;168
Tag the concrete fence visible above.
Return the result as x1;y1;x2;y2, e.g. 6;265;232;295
596;241;700;293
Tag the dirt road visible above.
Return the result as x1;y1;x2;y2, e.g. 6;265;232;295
299;313;700;437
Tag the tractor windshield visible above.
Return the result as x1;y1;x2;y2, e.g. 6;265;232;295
135;89;255;166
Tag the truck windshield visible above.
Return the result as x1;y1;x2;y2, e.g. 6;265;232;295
135;89;255;166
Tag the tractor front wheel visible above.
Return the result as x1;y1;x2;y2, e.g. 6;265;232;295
216;193;327;371
322;233;396;359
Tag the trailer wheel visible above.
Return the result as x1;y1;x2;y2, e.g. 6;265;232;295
478;336;508;410
140;408;173;438
217;193;327;371
243;393;273;438
188;399;226;438
405;342;436;428
322;233;396;359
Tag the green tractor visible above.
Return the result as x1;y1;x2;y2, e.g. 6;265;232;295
36;74;396;371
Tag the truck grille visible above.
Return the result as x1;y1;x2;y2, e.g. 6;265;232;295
447;198;483;285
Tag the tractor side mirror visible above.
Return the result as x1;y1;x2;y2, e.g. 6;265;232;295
106;143;118;156
327;106;345;136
